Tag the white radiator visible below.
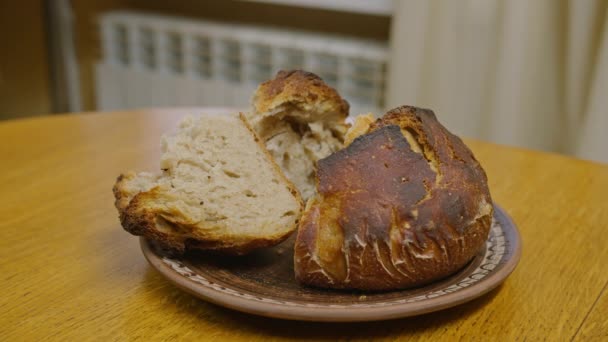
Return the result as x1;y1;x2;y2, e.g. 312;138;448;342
95;11;388;115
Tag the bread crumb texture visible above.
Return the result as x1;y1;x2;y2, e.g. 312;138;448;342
113;114;302;254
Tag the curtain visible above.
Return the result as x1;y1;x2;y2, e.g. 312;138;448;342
387;0;608;163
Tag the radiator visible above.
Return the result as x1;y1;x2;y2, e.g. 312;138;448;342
95;11;388;115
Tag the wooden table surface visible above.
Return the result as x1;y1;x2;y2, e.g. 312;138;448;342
1;109;607;341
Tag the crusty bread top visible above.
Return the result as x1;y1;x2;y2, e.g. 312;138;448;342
247;70;351;200
320;106;493;231
252;70;349;120
294;105;493;290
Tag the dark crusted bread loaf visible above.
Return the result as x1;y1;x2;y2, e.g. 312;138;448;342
294;106;493;290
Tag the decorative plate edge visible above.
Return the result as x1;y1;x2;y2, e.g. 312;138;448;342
159;218;508;308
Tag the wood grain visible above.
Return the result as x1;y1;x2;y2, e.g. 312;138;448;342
574;283;608;340
1;109;607;340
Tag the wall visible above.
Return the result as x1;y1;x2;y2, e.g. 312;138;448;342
71;0;390;111
0;1;389;118
0;1;52;120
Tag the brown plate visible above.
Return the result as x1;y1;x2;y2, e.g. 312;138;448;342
140;204;521;322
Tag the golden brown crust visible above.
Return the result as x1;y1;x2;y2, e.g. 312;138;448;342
115;180;300;255
113;173;132;213
253;70;349;118
294;105;493;290
344;113;375;146
118;187;187;252
112;115;304;255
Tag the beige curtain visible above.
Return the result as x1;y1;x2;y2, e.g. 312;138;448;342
387;0;608;163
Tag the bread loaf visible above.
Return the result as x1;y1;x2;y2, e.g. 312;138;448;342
294;106;493;290
113;114;303;254
246;70;349;200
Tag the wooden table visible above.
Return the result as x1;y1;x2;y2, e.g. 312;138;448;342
1;109;607;340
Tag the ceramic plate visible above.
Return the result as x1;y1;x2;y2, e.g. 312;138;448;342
140;204;521;322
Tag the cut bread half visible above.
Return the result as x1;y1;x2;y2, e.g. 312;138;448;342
113;114;303;254
246;70;350;200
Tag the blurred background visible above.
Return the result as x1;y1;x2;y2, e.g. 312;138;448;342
1;0;606;163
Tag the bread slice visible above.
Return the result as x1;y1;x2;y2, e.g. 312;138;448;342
113;114;303;254
294;106;493;290
246;70;350;200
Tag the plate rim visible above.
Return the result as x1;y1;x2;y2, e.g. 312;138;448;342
140;204;521;322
